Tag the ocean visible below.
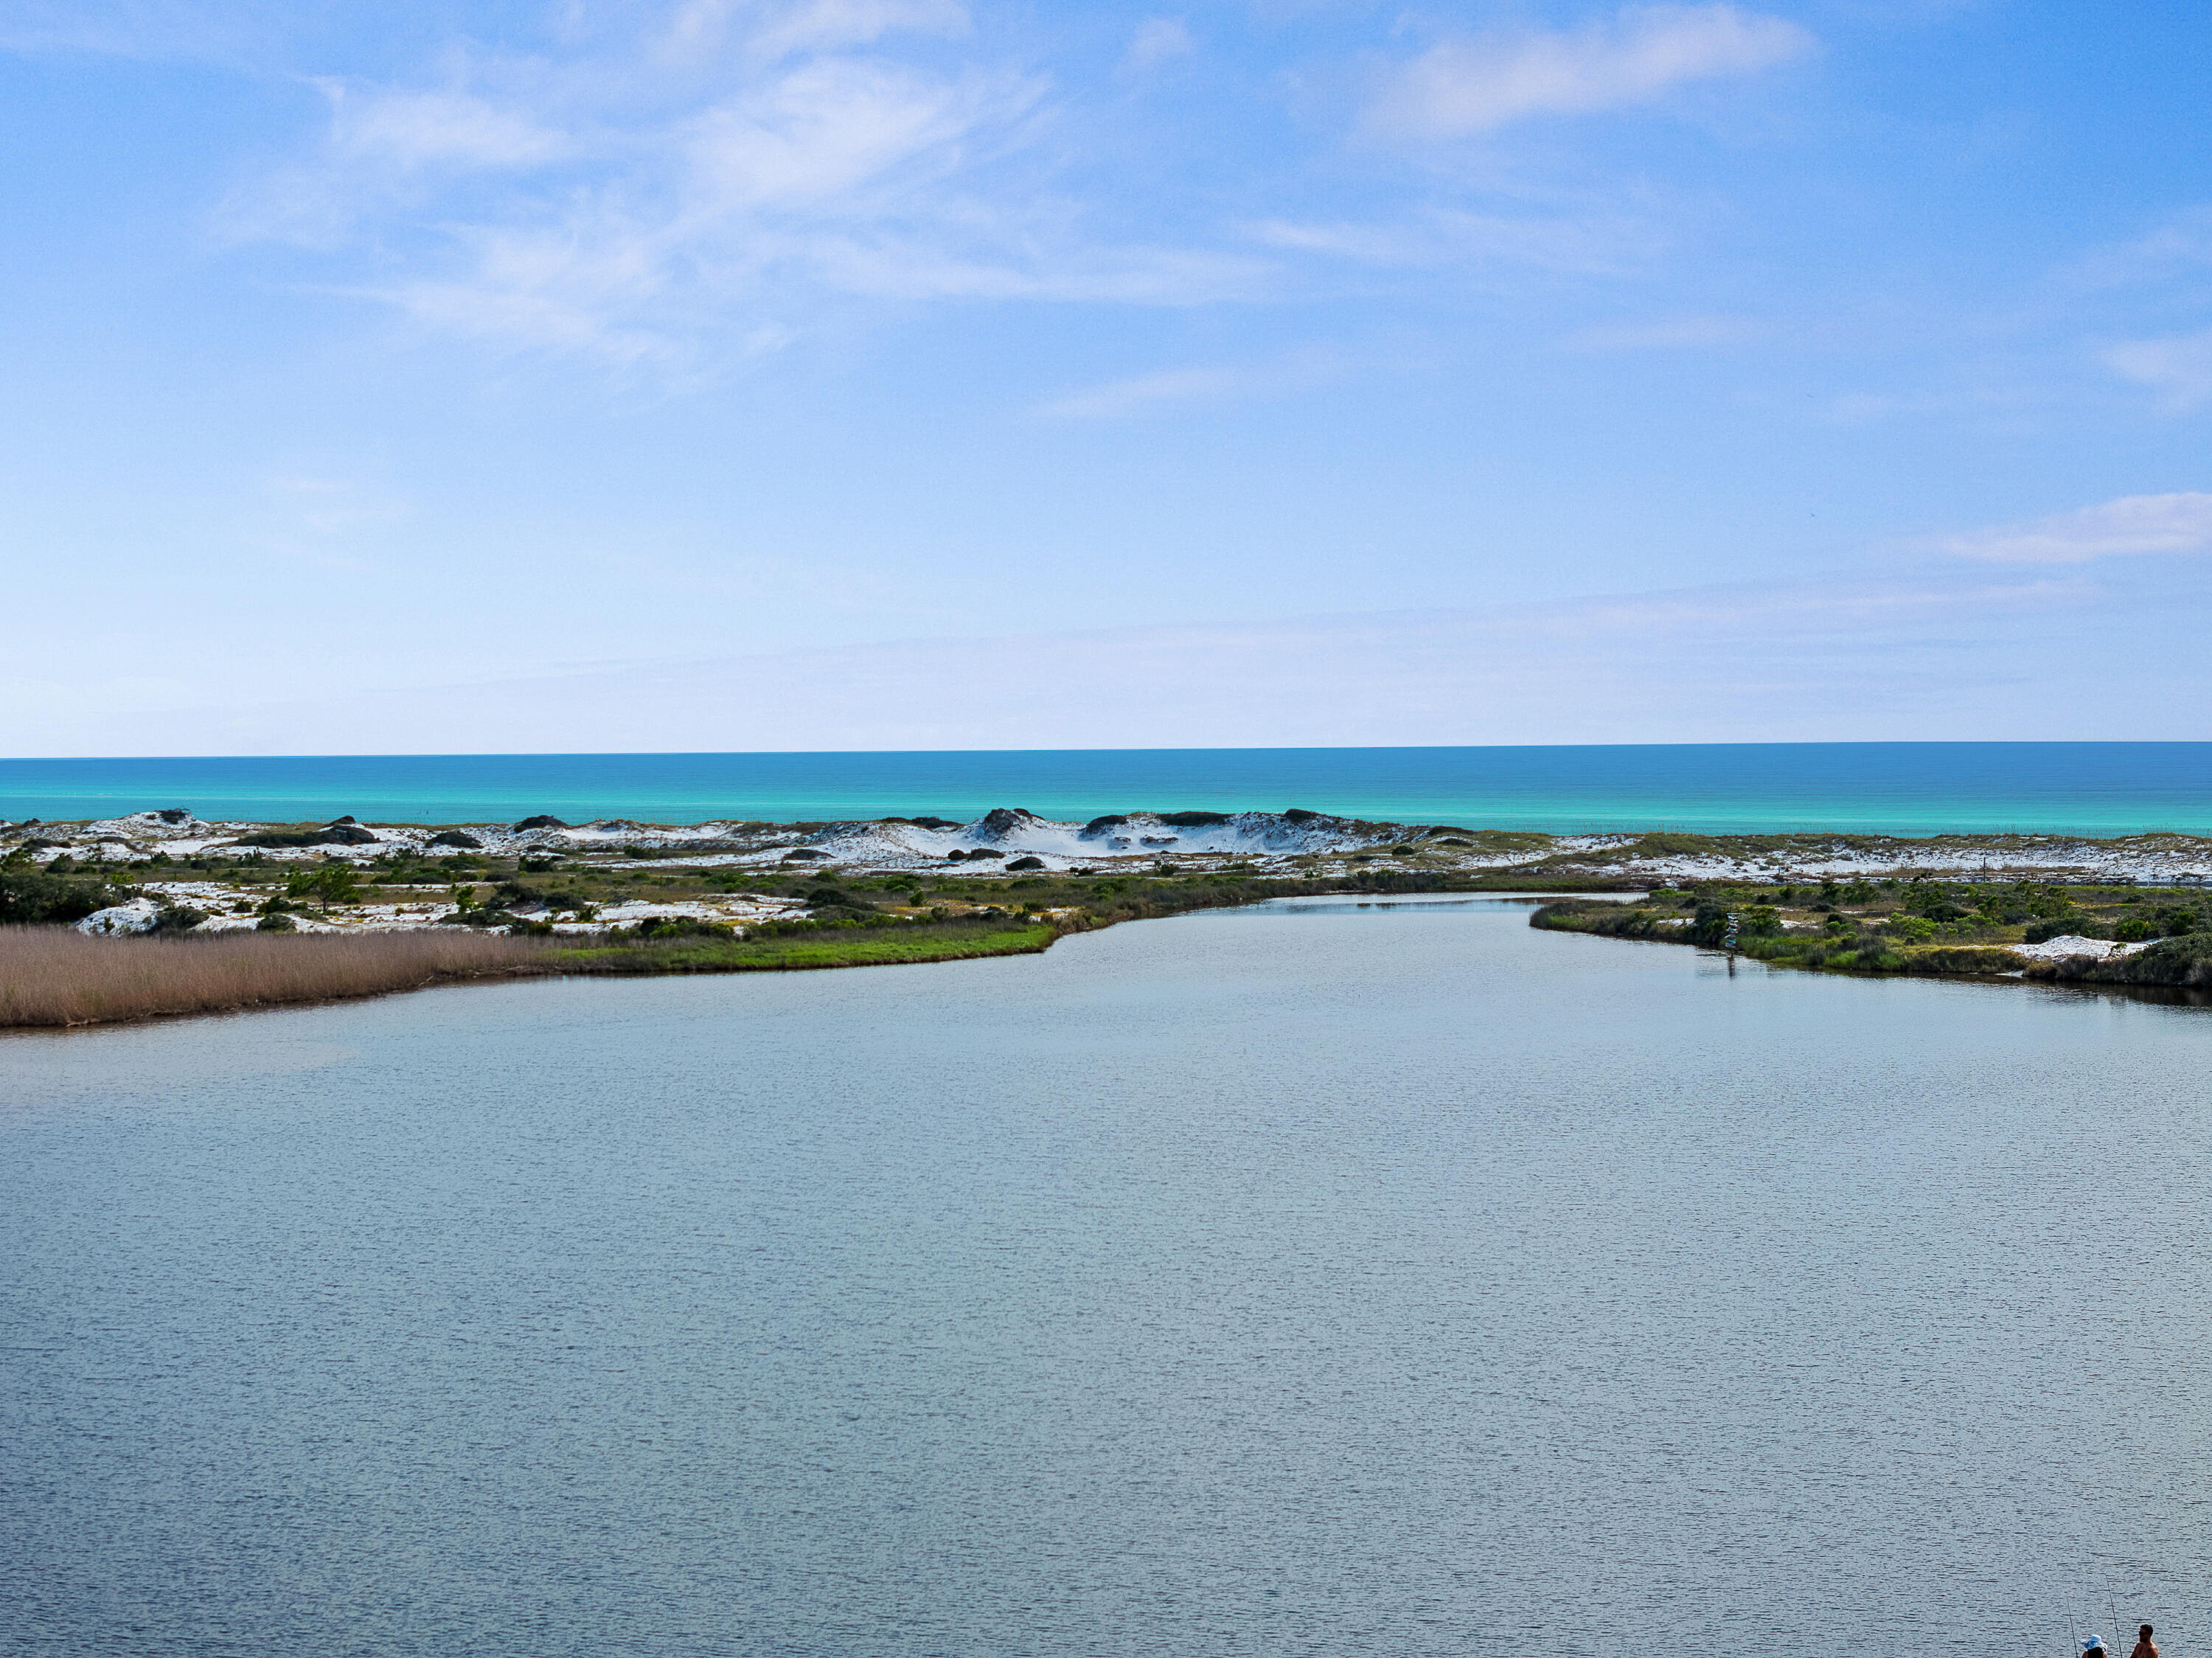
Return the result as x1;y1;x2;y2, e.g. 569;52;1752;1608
3;743;2211;835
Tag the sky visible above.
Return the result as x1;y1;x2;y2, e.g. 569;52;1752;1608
3;0;2210;754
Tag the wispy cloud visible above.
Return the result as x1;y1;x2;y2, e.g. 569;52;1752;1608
2104;330;2212;412
323;83;573;170
212;1;1270;368
1248;207;1662;276
1124;18;1194;72
1936;492;2212;563
2067;205;2212;291
740;0;971;63
1040;350;1349;418
1366;4;1815;142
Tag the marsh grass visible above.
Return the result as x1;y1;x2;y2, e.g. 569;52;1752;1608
0;926;553;1029
559;919;1061;975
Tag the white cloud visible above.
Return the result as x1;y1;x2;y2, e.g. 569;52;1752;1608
1040;366;1245;418
2104;330;2212;412
747;0;969;62
212;1;1262;367
1125;18;1194;72
655;0;967;66
1040;346;1357;417
2069;206;2212;290
1368;4;1815;140
1248;207;1661;275
324;84;572;169
681;58;996;210
1937;493;2212;563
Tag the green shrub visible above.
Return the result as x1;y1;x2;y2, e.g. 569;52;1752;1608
628;916;733;940
495;879;592;913
1896;878;1969;921
286;865;362;906
1687;903;1731;946
0;870;131;924
256;912;298;932
2031;933;2212;988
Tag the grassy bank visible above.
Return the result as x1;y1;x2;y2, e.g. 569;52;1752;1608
0;926;553;1029
557;918;1061;974
1531;902;2031;977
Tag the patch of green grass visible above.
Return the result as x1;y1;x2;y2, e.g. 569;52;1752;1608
1625;831;1727;857
557;920;1060;974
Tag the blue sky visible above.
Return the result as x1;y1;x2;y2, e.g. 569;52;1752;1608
3;0;2209;753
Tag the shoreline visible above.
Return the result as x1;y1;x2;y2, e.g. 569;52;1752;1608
7;804;2211;1030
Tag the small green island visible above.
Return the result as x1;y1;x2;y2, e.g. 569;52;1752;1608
4;807;2209;1028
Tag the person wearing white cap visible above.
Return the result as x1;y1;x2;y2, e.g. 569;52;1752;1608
2084;1640;2109;1657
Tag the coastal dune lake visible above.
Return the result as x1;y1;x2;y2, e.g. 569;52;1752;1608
6;898;2211;1656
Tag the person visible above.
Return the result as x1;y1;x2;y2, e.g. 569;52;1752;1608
2084;1640;2107;1657
2131;1625;2157;1658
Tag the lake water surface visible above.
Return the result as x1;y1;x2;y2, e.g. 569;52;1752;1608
6;899;2211;1656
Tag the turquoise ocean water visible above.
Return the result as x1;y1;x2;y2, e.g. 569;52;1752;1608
3;743;2211;834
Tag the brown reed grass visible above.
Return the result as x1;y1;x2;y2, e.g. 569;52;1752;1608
0;926;556;1029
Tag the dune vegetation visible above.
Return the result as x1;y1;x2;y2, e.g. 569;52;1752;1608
1532;876;2212;990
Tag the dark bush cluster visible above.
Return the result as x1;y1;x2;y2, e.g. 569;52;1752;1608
0;870;133;925
627;916;734;940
